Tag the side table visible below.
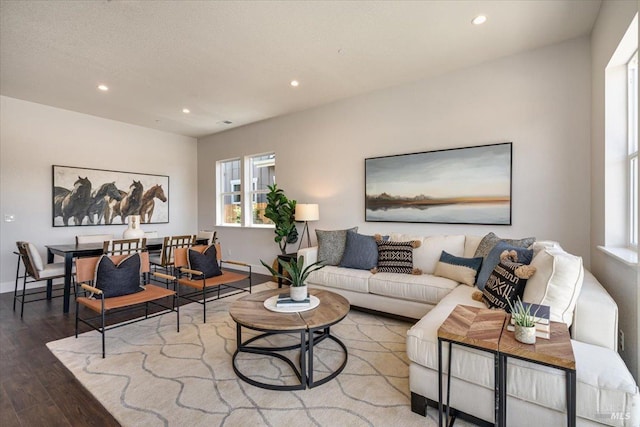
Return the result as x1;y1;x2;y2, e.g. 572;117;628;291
498;318;576;426
276;252;297;288
437;305;507;427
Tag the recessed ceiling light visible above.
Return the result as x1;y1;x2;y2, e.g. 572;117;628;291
182;108;190;114
97;84;109;92
472;15;487;25
290;80;300;87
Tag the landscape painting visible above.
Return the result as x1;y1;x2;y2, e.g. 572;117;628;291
52;165;169;227
365;143;512;225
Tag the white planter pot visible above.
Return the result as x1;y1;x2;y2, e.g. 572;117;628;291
515;325;536;344
289;285;308;301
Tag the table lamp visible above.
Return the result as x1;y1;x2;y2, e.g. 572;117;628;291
295;204;319;250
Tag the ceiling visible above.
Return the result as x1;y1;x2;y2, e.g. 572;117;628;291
0;0;601;138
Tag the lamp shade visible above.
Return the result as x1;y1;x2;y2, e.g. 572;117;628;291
295;204;319;221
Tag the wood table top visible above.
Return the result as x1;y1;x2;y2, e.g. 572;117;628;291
229;288;350;332
437;305;507;352
500;316;575;370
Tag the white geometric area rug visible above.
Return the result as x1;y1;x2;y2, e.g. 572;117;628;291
47;283;462;427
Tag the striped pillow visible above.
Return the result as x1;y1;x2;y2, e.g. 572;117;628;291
434;251;483;286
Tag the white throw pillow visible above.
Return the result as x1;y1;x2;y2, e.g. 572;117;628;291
523;247;584;326
417;235;466;274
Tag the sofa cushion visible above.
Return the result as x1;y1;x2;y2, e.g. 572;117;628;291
389;234;465;274
523;247;584;326
369;273;458;305
434;251;483;286
316;227;357;266
339;231;377;270
463;235;483;258
476;241;534;290
306;265;371;293
375;240;421;274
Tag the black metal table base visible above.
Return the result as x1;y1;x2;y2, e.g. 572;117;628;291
232;324;348;390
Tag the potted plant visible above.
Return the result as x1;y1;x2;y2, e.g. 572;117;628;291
264;183;298;255
508;297;539;344
261;255;325;301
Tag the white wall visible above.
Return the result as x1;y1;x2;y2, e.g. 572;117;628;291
590;1;639;381
198;37;592;279
0;96;198;293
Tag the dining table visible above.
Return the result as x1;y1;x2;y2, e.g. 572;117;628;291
46;237;206;314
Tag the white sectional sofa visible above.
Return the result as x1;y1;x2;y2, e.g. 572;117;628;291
299;234;640;426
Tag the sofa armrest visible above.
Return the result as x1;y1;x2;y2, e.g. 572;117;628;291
571;269;618;351
298;246;318;270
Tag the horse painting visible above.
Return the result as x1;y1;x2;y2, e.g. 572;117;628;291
59;176;92;226
86;182;123;225
139;184;167;223
113;180;144;224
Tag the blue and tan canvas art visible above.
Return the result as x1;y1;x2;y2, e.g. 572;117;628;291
365;143;512;225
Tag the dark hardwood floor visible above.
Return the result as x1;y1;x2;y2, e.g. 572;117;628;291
0;272;271;426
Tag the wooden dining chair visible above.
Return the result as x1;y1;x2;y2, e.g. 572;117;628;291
197;230;217;245
75;251;179;358
169;244;251;323
149;235;196;285
14;241;67;318
103;238;147;256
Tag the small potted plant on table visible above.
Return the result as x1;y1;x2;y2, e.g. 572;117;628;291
508;297;539;345
261;256;324;301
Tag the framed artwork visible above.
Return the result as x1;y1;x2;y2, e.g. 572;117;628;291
365;142;512;225
52;165;169;227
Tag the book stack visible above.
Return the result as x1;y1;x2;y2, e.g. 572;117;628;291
507;302;551;339
276;293;311;308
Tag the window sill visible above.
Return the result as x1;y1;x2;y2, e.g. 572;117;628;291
216;224;275;230
597;246;638;266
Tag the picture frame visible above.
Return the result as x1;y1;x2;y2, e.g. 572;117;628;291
365;142;512;225
52;165;169;227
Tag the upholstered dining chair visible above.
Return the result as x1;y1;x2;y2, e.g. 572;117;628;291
75;251;178;358
169;244;251;322
149;235;196;285
197;230;217;245
14;241;67;318
76;234;113;245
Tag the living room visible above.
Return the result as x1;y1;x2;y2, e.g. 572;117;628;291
0;1;638;425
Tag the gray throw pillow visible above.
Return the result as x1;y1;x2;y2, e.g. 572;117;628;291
339;231;377;270
316;227;358;266
474;232;535;259
476;241;534;290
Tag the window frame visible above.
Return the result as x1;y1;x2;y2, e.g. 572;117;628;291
628;50;638;249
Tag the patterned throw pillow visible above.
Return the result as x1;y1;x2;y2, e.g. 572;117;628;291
316;227;358;266
339;231;378;270
481;251;537;311
94;253;143;298
373;240;422;275
188;245;222;279
434;251;483;286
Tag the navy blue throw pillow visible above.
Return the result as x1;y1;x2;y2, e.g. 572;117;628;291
94;253;143;298
188;245;222;279
339;231;378;270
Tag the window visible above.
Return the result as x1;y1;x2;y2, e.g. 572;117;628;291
218;159;242;225
217;153;276;227
628;51;638;248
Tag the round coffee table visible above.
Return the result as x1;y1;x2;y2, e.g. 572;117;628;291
229;288;349;390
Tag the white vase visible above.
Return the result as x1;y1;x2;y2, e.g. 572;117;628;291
514;325;536;344
289;285;308;301
123;215;145;239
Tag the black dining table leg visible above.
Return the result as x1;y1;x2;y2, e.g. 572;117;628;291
46;249;54;300
62;252;74;313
